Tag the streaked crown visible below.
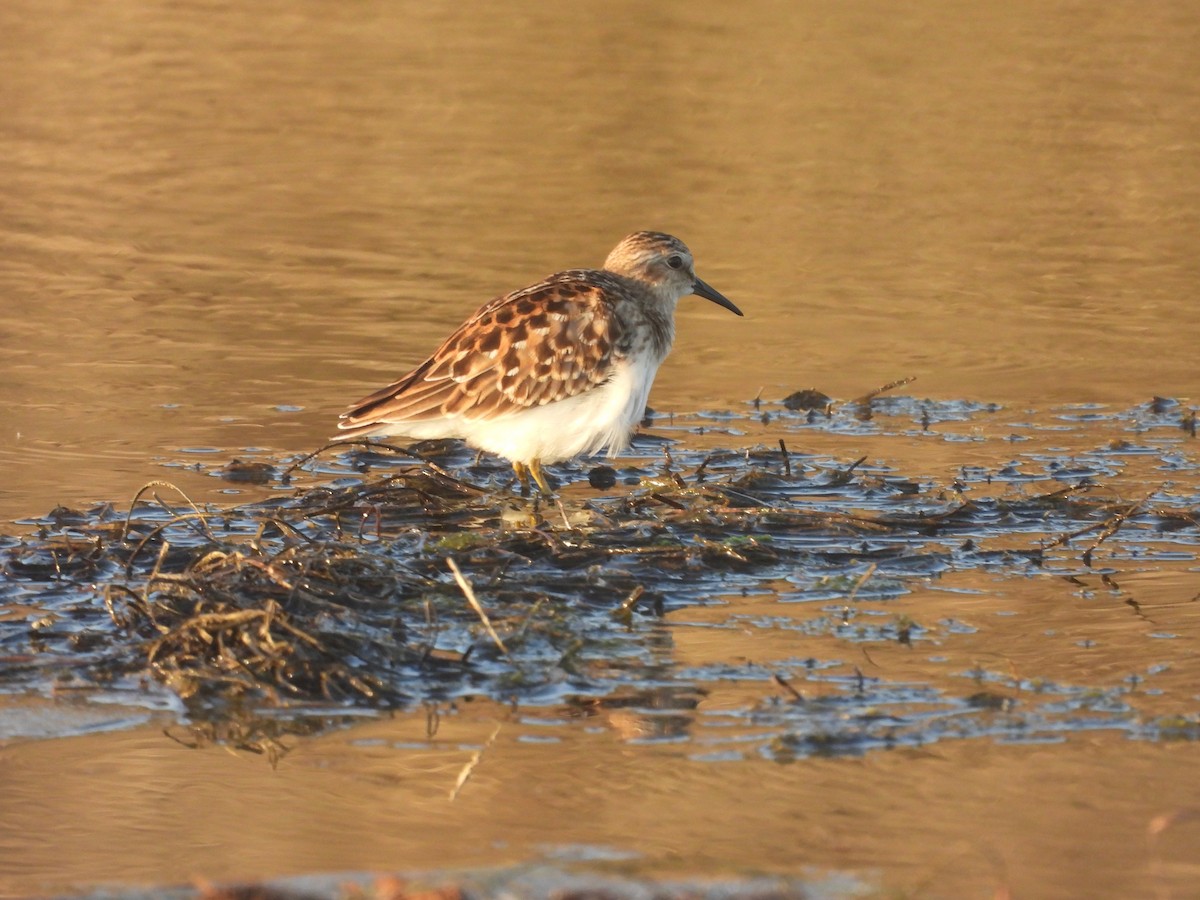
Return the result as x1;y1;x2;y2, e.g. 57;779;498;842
602;231;697;302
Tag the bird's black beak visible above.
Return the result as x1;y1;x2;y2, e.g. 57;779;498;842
691;277;743;316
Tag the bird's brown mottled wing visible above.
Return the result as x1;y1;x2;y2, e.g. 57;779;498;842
338;272;624;430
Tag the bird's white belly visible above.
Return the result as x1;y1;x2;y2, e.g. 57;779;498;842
387;355;660;463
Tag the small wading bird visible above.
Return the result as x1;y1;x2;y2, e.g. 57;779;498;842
333;231;742;494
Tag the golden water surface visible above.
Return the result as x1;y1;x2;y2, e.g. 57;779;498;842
2;2;1200;898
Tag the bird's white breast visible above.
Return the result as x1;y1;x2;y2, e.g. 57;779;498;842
450;352;660;464
373;353;661;464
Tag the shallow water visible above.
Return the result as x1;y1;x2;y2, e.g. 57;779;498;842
3;703;1200;899
2;0;1199;521
2;2;1200;898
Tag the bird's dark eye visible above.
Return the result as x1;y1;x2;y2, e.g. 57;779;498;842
667;255;684;270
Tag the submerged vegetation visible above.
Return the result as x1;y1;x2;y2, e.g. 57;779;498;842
2;394;1198;760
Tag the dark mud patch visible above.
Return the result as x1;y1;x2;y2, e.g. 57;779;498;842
2;396;1198;760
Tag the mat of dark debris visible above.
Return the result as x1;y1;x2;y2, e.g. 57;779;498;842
2;395;1198;757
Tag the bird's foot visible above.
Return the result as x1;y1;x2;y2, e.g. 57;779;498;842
512;460;556;498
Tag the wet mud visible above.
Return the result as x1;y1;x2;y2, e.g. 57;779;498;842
3;394;1197;770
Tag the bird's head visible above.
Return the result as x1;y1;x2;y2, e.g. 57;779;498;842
603;231;742;315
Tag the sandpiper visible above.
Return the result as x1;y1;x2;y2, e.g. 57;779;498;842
333;231;742;494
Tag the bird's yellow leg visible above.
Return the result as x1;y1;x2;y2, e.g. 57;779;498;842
528;459;554;496
512;460;531;496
